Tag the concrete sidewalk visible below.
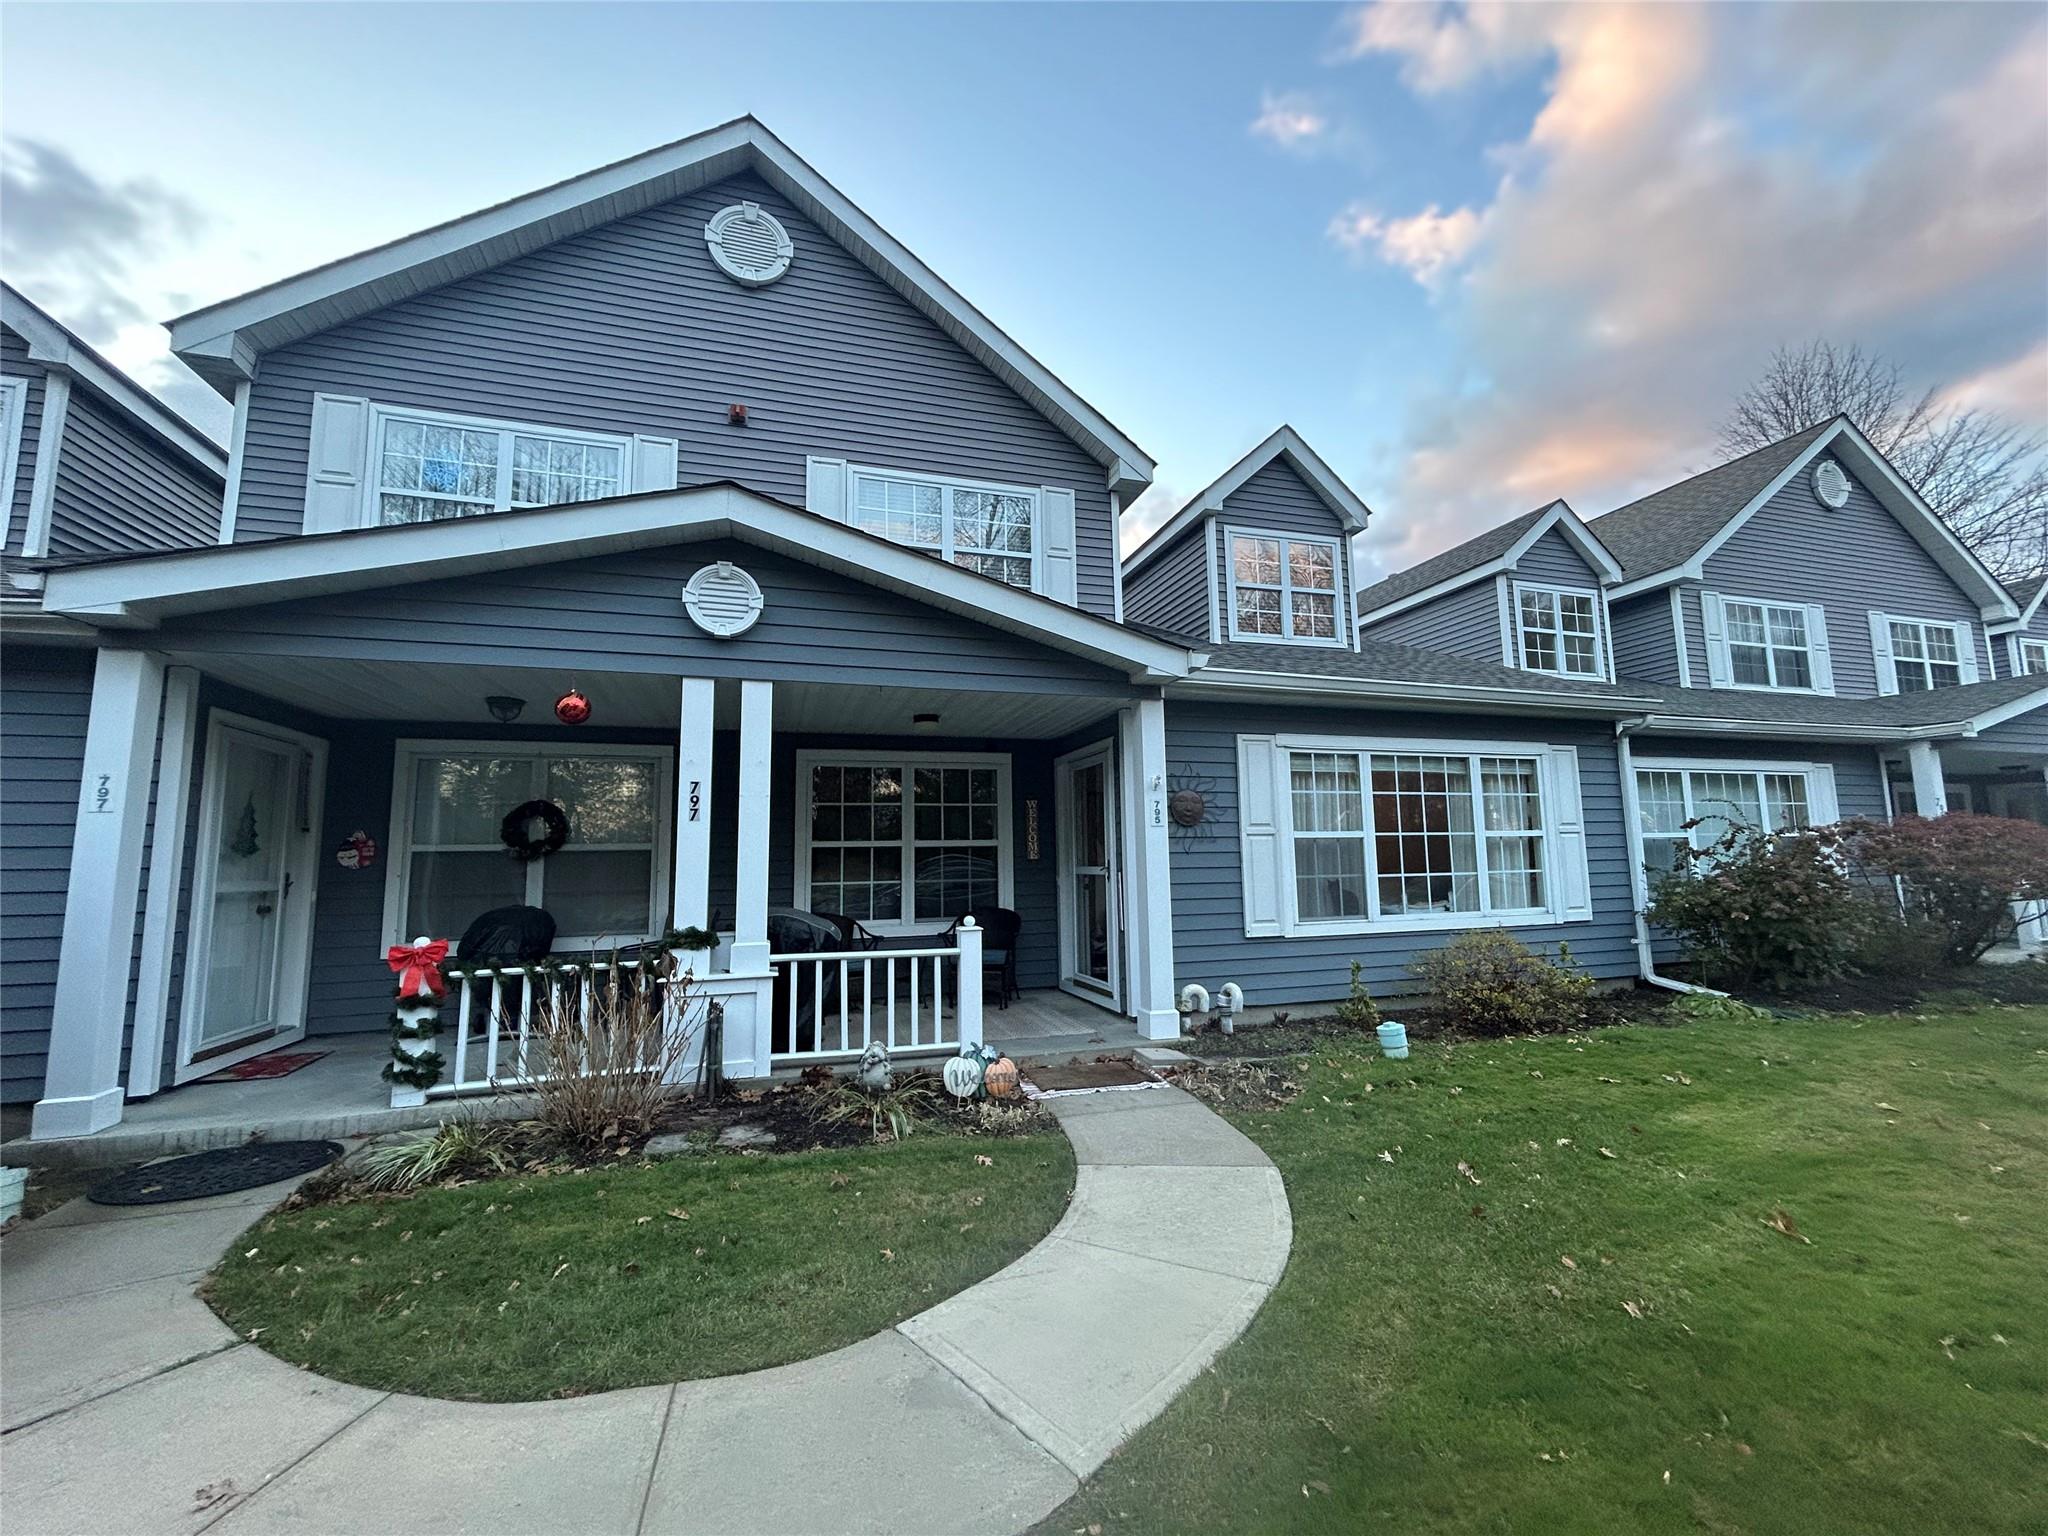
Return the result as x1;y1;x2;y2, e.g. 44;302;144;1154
0;1085;1290;1536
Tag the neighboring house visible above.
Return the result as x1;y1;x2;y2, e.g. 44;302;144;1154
1;285;227;1112
6;118;2046;1145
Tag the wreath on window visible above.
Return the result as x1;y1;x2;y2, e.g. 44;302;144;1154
500;799;570;862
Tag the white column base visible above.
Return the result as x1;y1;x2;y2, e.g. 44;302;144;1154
30;1086;126;1141
1134;1007;1181;1042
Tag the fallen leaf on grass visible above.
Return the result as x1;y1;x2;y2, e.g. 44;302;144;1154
636;1216;653;1225
1560;1255;1578;1270
550;1262;570;1280
1762;1209;1810;1243
1302;1481;1330;1497
1598;1147;1618;1159
880;1249;895;1262
1457;1161;1482;1186
974;1155;994;1167
667;1208;690;1221
1622;1300;1645;1320
1663;1470;1671;1486
1875;1102;1900;1113
1556;1138;1572;1148
1546;1284;1563;1299
1378;1150;1396;1164
1598;1076;1621;1084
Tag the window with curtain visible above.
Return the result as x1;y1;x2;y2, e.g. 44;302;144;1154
1635;766;1813;878
849;471;1036;589
1724;600;1815;689
2023;639;2048;676
801;757;1007;925
399;747;667;949
1516;585;1602;676
375;407;629;525
1231;532;1340;643
1888;619;1964;691
1286;748;1548;923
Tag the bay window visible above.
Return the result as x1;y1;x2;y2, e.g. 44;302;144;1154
1633;764;1828;880
391;744;672;951
373;406;632;525
1229;530;1341;644
796;752;1011;928
848;468;1036;589
1515;584;1603;677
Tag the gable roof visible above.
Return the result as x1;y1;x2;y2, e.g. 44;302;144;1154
36;480;1196;683
1354;498;1621;624
1590;417;2017;619
1990;573;2048;634
1123;425;1370;577
165;118;1153;501
2;284;226;482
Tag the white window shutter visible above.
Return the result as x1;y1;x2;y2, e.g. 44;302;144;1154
1700;591;1730;686
1808;764;1841;826
805;456;848;521
1956;623;1981;684
633;435;679;492
1544;747;1593;921
1869;612;1898;694
304;394;371;533
1806;604;1835;694
1236;735;1285;938
1040;486;1077;605
1496;575;1514;666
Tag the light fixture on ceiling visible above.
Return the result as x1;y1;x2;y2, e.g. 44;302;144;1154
486;695;526;724
913;712;941;734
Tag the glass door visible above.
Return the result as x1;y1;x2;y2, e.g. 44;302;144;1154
1056;743;1120;1003
196;728;299;1053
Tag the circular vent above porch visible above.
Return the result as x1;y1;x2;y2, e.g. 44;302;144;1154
704;202;794;287
1811;459;1851;509
683;561;766;637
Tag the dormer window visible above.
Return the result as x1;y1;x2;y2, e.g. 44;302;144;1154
1514;584;1602;678
2021;639;2048;676
1229;530;1341;644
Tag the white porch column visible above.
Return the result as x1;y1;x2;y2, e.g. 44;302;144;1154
33;649;166;1139
1120;696;1179;1040
125;665;200;1099
729;679;774;977
673;677;715;945
1907;740;1949;817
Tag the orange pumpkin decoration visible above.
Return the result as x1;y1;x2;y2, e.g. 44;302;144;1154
982;1055;1020;1100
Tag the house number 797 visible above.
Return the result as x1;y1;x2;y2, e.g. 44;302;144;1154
688;780;702;822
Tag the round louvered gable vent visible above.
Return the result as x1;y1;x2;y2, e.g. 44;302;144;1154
683;561;766;637
704;202;794;287
1812;459;1851;509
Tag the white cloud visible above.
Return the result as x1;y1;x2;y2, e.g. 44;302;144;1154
1250;90;1329;148
1328;202;1483;290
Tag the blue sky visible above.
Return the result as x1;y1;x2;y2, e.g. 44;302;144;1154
3;3;2043;579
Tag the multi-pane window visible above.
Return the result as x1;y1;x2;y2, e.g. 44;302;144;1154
802;757;1006;926
1635;767;1813;879
1725;600;1815;689
1231;532;1340;643
375;409;628;525
1516;585;1602;676
1889;619;1964;692
2022;639;2048;676
399;747;667;948
1286;749;1548;923
849;471;1036;589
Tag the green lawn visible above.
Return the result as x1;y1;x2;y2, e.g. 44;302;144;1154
207;1131;1073;1401
1051;1006;2048;1535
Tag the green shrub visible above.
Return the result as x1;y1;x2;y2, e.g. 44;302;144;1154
1647;822;1868;989
1411;930;1593;1035
1334;960;1381;1030
1843;908;1954;980
1841;812;2048;965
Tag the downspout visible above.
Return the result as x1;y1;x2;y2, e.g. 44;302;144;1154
1615;720;1723;995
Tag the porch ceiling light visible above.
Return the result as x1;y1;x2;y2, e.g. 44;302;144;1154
913;712;941;734
486;695;526;724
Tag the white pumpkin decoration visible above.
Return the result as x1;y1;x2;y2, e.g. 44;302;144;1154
943;1053;986;1100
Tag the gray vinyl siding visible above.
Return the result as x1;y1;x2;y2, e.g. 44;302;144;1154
3;325;47;557
233;171;1120;619
1700;453;1985;698
1609;592;1683;684
1123;521;1210;641
1969;709;2048;755
1364;579;1504;662
46;386;220;556
1992;606;2048;678
1214;461;1354;641
151;539;1132;699
1677;581;1708;682
1512;527;1600;588
1;646;92;1102
1162;701;1641;1006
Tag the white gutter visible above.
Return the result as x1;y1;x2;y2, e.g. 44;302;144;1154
1614;720;1724;996
1175;667;1660;717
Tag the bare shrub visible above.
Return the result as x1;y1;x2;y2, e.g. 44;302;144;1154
527;947;702;1151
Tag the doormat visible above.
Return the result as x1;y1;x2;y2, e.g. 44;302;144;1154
200;1050;329;1083
88;1141;342;1206
1020;1057;1162;1100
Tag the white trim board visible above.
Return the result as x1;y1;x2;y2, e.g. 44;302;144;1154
1124;424;1370;578
164;118;1152;500
0;375;27;550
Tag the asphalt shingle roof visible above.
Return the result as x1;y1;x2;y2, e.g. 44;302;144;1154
1197;637;1653;707
1585;420;1836;580
1633;671;2048;729
1353;505;1551;616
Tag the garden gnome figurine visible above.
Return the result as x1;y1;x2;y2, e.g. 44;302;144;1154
857;1039;893;1092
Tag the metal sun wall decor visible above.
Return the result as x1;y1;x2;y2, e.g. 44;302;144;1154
1166;766;1217;851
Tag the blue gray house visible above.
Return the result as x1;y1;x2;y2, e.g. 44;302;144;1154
5;118;2046;1149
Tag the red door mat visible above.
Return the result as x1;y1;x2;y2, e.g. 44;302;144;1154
199;1050;330;1083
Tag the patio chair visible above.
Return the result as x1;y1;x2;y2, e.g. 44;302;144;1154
767;907;844;1055
947;905;1021;1009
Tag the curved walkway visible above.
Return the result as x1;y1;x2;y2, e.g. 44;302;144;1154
0;1085;1291;1536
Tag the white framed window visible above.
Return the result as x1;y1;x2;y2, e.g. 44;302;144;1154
1702;592;1831;692
1887;616;1966;692
846;466;1037;590
1228;528;1342;644
1633;763;1830;881
0;376;26;548
2021;638;2048;677
371;404;634;525
1514;583;1603;677
384;742;674;953
1236;734;1591;937
793;751;1013;929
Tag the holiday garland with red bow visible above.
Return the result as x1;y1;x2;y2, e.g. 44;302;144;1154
382;937;451;1092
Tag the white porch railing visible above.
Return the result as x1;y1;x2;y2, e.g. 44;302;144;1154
769;919;983;1065
431;957;669;1098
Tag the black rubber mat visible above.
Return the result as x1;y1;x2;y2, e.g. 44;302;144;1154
88;1140;342;1205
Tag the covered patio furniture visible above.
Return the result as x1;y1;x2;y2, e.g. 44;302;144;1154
768;906;844;1054
947;905;1021;1008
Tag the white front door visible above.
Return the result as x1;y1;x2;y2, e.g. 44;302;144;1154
177;715;326;1078
1055;741;1120;1007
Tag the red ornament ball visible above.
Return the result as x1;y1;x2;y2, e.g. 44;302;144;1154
554;689;591;725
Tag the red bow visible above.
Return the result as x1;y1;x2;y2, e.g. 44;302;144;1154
388;938;450;1000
